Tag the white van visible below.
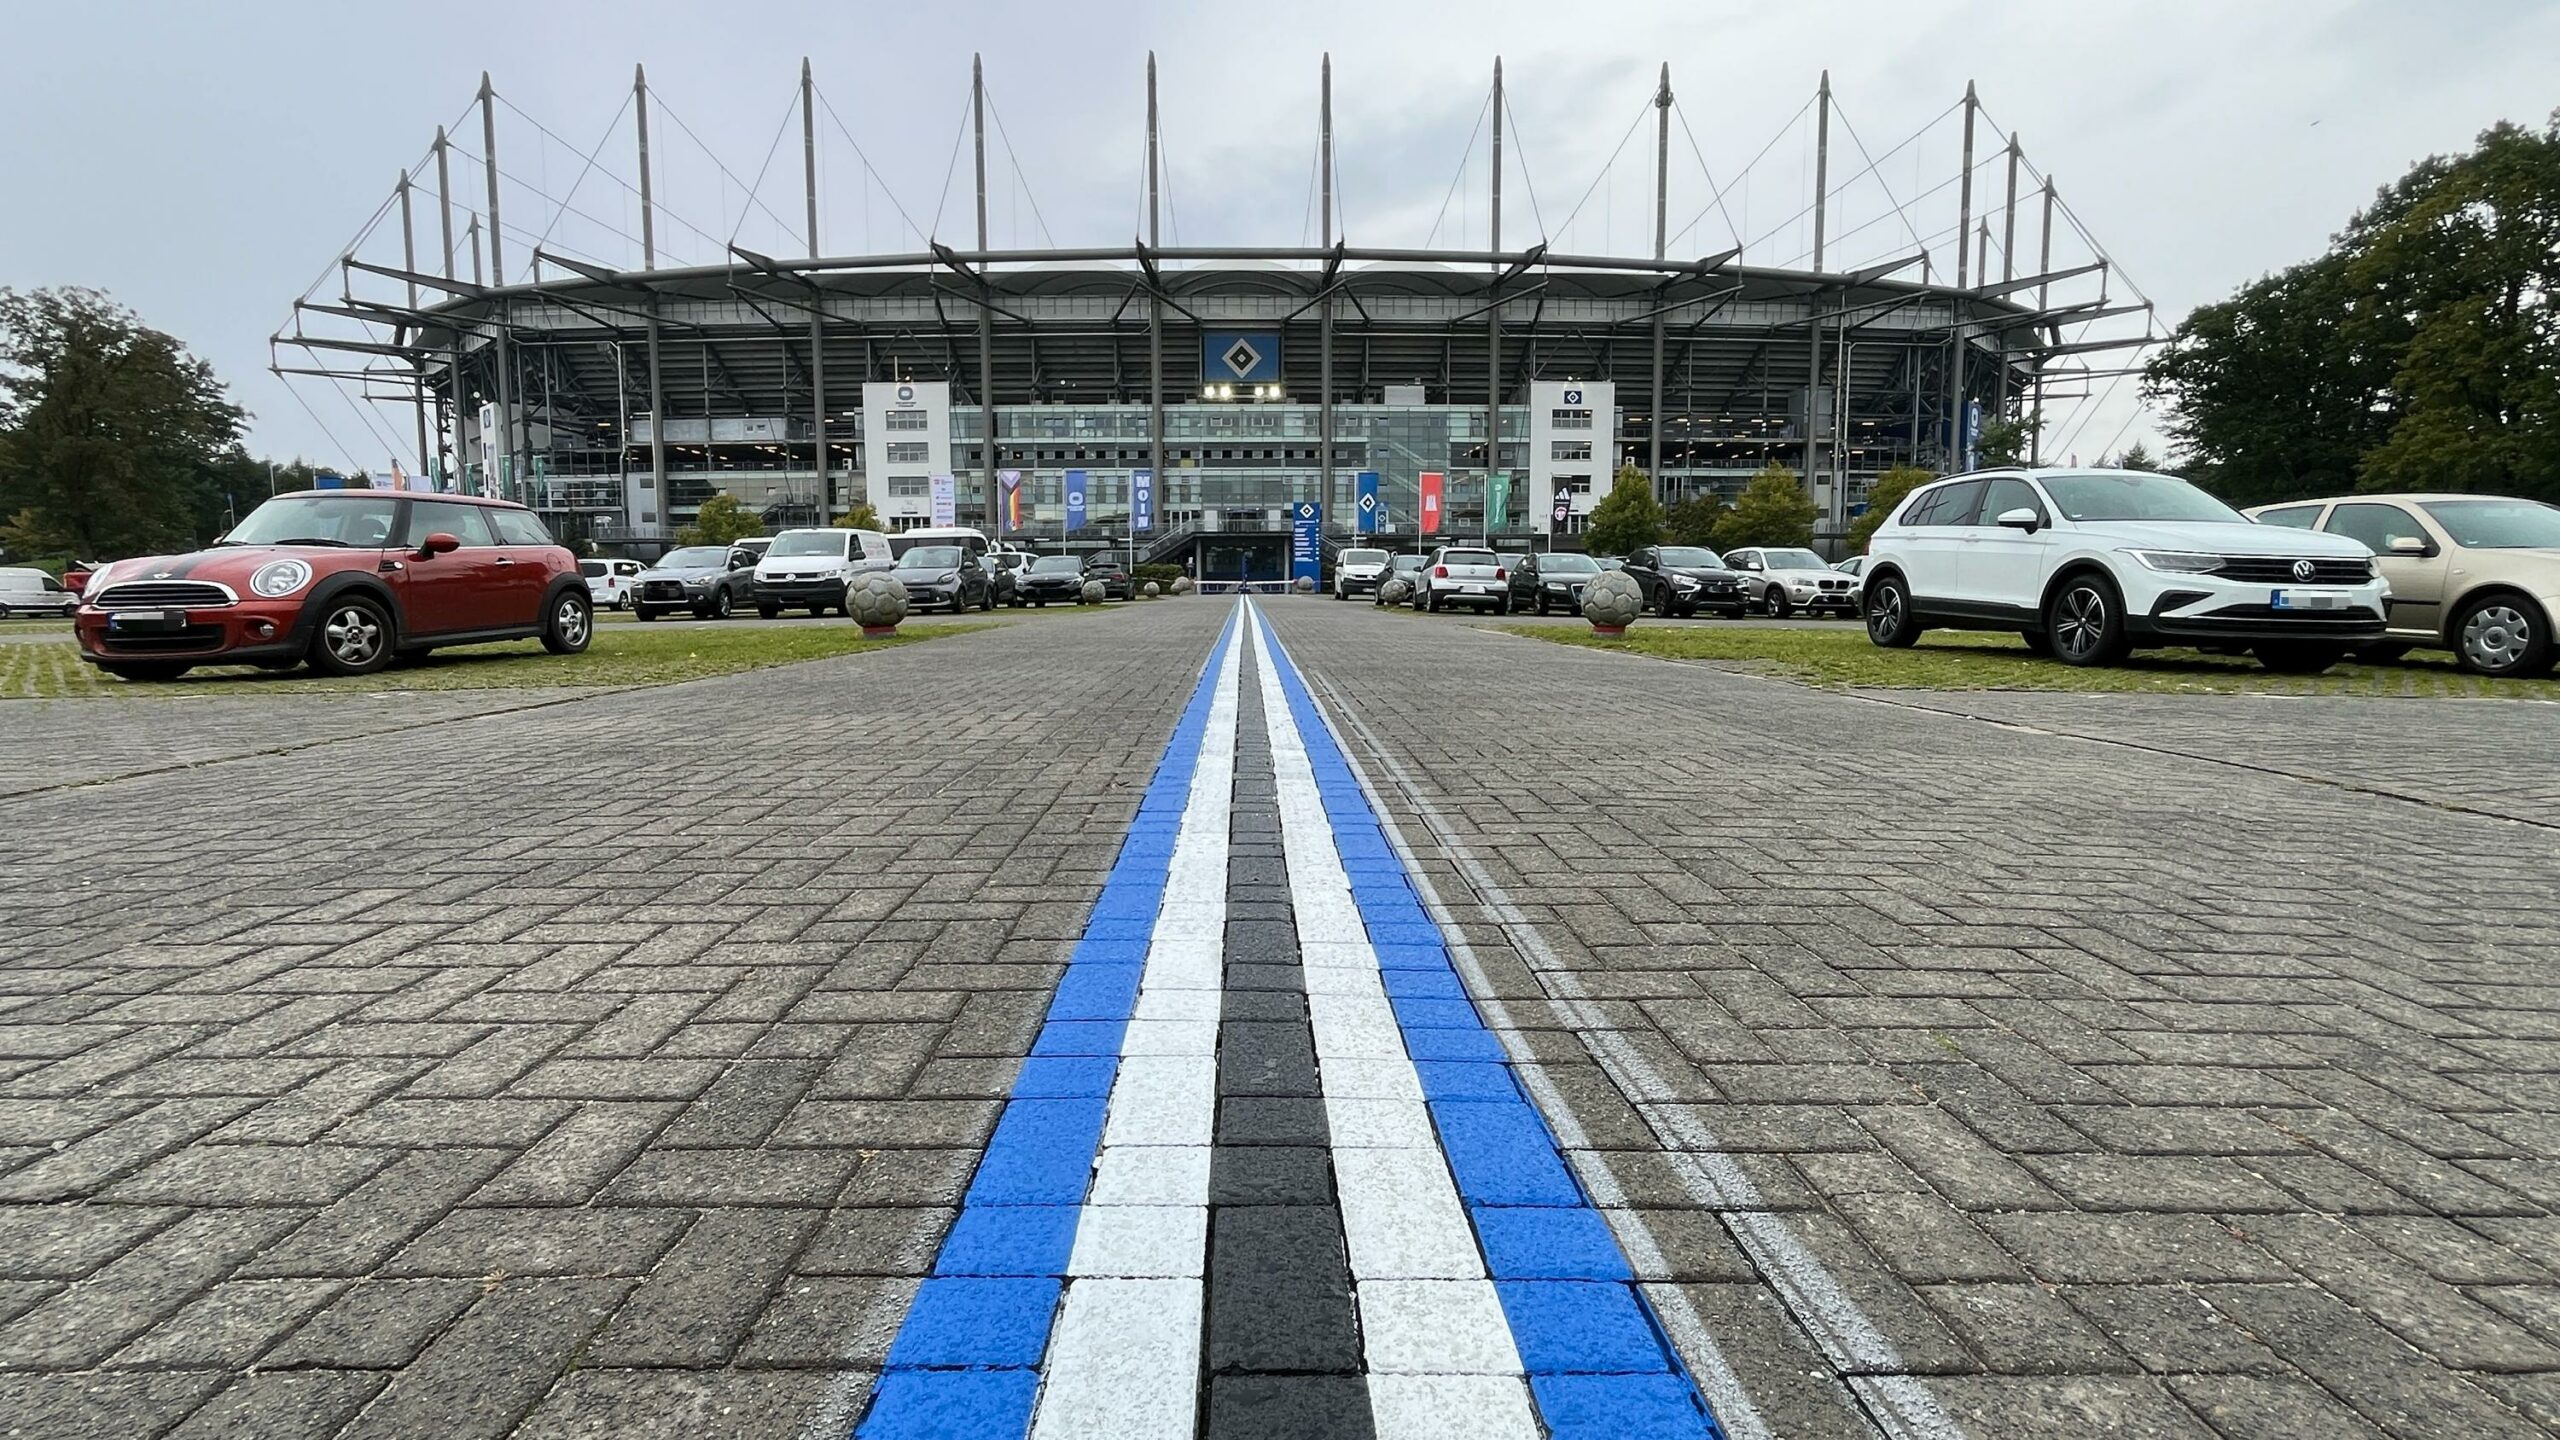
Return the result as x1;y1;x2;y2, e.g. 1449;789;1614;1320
0;568;79;618
889;526;995;560
753;527;892;617
580;558;645;610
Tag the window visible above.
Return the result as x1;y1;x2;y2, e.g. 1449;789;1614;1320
2325;503;2428;555
1908;479;1984;527
401;500;498;547
887;476;931;498
1550;440;1593;463
1550;408;1592;430
2254;505;2323;530
885;442;930;464
1554;475;1592;496
883;410;928;432
1978;477;2043;526
489;509;554;547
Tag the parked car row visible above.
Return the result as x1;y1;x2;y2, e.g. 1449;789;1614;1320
1350;541;1857;620
573;525;1147;621
1859;467;2560;677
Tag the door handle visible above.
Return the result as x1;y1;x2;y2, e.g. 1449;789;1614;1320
493;557;515;566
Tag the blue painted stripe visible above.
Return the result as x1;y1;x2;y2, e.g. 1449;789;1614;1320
1249;603;1727;1440
856;606;1242;1440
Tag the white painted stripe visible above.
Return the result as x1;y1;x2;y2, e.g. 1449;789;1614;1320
1291;638;1969;1440
1030;609;1243;1440
1243;604;1536;1440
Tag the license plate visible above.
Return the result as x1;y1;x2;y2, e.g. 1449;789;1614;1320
2270;589;2347;611
107;609;182;632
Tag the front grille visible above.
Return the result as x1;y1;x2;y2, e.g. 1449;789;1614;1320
100;624;228;653
640;581;688;601
2202;604;2386;623
2215;556;2373;584
91;580;234;610
1817;578;1851;591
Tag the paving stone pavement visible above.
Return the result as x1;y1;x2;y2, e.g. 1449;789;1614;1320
0;596;2555;1438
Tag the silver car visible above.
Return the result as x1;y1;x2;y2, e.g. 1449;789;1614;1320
1414;546;1510;614
1725;546;1859;618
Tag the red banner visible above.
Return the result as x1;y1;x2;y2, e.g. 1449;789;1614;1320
1419;472;1443;535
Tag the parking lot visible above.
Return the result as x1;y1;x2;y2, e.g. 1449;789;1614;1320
3;597;2557;1438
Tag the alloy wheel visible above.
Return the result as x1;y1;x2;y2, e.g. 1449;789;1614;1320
325;605;382;665
556;597;590;647
2462;604;2533;672
2053;587;2107;660
1868;587;1904;641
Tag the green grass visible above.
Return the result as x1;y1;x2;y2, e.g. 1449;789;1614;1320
1507;624;2560;699
0;623;987;700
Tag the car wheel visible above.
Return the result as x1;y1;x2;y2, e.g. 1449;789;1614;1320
2451;593;2553;677
757;604;779;619
542;590;594;655
1763;588;1791;619
707;589;734;620
1865;575;1922;649
308;594;395;676
635;607;659;622
99;661;191;682
2020;629;2053;657
807;604;825;618
980;588;994;613
1535;597;1550;616
2045;573;2129;667
1493;597;1510;615
2255;642;2346;675
1674;603;1697;619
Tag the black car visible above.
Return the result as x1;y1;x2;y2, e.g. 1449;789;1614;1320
1019;553;1085;606
1619;545;1747;618
1373;554;1429;606
986;552;1033;607
631;544;759;620
1082;553;1133;601
1509;551;1603;615
890;544;993;614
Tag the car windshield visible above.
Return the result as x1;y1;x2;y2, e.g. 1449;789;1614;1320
1761;548;1828;570
1341;549;1389;565
2418;499;2560;550
1033;555;1083;573
1085;556;1125;571
658;547;730;569
2039;472;2242;524
1539;553;1599;574
222;494;398;548
1391;556;1427;572
767;532;846;558
902;546;965;568
1658;547;1724;568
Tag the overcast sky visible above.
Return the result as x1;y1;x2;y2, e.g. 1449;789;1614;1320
4;0;2552;472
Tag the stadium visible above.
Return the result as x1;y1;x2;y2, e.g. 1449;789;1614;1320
278;56;2159;578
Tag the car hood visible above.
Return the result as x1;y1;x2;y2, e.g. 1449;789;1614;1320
2077;520;2374;557
889;564;963;580
1023;570;1082;583
636;564;724;582
1339;561;1388;574
1663;565;1737;580
90;543;368;591
1760;567;1846;583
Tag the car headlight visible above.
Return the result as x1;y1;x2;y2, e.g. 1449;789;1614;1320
2126;550;2224;574
1674;576;1699;589
936;571;958;584
685;576;712;589
249;559;312;598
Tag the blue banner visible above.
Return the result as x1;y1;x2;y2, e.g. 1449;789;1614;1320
1290;501;1322;587
1961;400;1982;471
1202;331;1282;384
1064;469;1088;533
1354;470;1379;535
1131;468;1154;533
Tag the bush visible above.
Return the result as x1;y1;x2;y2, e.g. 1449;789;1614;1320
1711;465;1818;551
679;493;764;547
1584;463;1665;555
1134;563;1183;592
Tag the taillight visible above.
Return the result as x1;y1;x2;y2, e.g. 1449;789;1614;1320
1493;567;1507;581
1433;565;1448;578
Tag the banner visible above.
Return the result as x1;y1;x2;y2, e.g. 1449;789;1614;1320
1201;331;1282;384
1355;470;1380;534
1419;472;1444;535
1961;400;1982;471
999;470;1023;531
929;473;956;527
1553;494;1571;530
1064;469;1088;533
1290;501;1322;588
1131;468;1154;533
1485;471;1510;532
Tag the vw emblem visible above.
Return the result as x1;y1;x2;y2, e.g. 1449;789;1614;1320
2291;559;2316;581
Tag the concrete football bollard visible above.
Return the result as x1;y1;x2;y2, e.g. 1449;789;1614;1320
1172;576;1194;596
1294;576;1317;594
1143;581;1161;599
1581;569;1643;636
1081;579;1106;606
849;571;909;638
1378;576;1413;607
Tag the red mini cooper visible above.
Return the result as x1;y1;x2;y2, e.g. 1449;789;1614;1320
75;490;592;681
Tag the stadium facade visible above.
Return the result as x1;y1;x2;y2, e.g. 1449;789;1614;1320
289;60;2148;576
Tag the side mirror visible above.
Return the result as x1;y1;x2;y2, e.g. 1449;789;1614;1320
730;554;752;570
2388;535;2431;556
417;532;461;558
1996;507;2043;533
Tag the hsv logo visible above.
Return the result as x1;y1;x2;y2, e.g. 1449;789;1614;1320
1562;387;1583;405
2292;559;2317;581
1220;338;1263;379
1357;493;1377;514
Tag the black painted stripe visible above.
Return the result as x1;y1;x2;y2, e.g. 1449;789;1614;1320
1200;639;1377;1440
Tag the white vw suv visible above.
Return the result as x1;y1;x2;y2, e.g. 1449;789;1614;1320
1861;467;2389;673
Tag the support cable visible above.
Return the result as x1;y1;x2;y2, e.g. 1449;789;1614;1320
725;90;802;247
816;86;930;248
1668;101;1744;253
926;88;974;241
984;90;1057;249
655;92;803;248
274;374;369;473
1422;90;1493;250
1553;96;1656;242
521;91;636;257
1501;92;1550;243
1662;93;1815;254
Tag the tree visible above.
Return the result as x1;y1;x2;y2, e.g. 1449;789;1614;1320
1848;465;1934;553
0;288;245;559
1664;493;1728;548
1583;463;1664;555
1712;464;1818;550
1973;414;2040;468
678;491;764;546
2148;115;2560;505
833;502;883;531
2104;442;2162;472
